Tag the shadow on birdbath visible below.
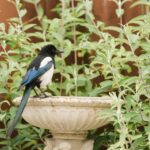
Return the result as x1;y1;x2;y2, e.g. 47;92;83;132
13;96;112;150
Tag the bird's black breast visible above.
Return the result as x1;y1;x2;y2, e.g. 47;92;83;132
28;55;45;70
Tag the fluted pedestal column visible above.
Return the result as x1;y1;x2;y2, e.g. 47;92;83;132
44;139;93;150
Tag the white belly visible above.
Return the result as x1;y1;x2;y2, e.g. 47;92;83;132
39;65;54;88
39;57;54;88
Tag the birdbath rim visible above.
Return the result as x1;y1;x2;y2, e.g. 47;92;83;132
13;96;112;108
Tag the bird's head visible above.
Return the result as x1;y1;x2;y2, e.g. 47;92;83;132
39;44;63;57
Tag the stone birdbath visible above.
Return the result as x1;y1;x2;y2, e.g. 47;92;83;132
14;96;112;150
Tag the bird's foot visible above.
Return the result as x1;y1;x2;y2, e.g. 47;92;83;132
33;95;39;98
39;92;52;98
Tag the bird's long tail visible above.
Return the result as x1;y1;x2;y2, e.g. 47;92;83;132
7;86;32;137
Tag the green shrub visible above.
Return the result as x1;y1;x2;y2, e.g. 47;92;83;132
0;0;150;149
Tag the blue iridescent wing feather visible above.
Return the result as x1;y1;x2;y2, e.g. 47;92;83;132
19;61;53;88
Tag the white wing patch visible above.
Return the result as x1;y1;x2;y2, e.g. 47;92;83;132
39;57;54;88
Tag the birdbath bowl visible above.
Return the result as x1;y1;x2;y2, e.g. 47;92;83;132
13;96;112;150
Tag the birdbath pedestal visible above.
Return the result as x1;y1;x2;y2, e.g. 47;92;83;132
13;96;112;150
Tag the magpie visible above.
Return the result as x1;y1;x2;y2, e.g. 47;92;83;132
7;44;62;137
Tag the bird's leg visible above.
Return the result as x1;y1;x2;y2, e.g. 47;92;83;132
38;87;48;98
38;87;53;106
39;87;54;106
33;88;39;97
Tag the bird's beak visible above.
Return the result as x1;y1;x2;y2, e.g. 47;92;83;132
56;49;63;56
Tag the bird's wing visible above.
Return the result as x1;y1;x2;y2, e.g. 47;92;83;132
19;60;53;88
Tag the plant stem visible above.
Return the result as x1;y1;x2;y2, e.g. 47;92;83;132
119;0;123;27
33;2;47;42
60;0;65;95
24;16;38;25
71;0;78;96
14;0;23;29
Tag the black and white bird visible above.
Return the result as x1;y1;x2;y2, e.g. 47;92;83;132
7;44;62;137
